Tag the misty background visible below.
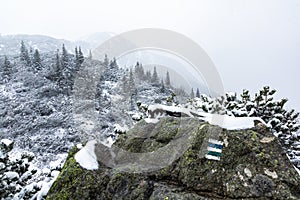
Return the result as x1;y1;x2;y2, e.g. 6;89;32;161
1;0;299;110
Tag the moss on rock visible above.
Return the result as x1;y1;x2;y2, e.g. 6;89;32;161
47;117;300;199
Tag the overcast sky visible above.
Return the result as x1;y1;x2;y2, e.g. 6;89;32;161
1;0;300;110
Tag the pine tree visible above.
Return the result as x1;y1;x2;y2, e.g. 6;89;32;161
134;62;140;75
20;41;30;66
128;68;136;95
240;89;251;104
109;57;117;69
190;88;195;98
165;71;171;86
78;47;84;64
29;47;34;66
104;54;109;67
74;47;80;70
146;70;151;82
60;44;74;93
88;50;92;59
129;94;136;111
75;47;79;61
139;63;145;80
61;44;68;69
32;49;42;72
134;62;143;82
161;79;165;92
2;56;12;82
196;88;200;98
151;66;159;84
122;75;128;94
48;49;62;83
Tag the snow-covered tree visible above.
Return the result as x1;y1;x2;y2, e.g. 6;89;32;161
129;68;136;95
146;70;151;82
61;44;68;69
151;66;159;84
53;49;61;82
2;56;12;82
190;88;195;99
165;71;171;86
122;75;128;94
20;41;30;66
32;49;42;72
88;49;92;59
161;79;165;93
78;47;84;65
60;44;76;94
109;57;118;69
104;54;109;67
196;88;200;98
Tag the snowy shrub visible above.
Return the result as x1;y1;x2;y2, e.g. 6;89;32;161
0;139;65;200
0;139;37;199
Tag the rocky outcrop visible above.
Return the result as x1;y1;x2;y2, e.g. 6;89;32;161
47;117;300;199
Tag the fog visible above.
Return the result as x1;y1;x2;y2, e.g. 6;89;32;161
1;0;300;110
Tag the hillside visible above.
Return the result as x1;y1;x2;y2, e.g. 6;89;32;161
0;36;299;199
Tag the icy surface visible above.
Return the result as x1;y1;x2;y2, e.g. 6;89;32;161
74;140;98;170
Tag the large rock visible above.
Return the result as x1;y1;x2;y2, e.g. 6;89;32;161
47;117;300;199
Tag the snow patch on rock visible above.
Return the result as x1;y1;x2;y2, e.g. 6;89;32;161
146;104;265;130
145;118;159;124
74;140;98;170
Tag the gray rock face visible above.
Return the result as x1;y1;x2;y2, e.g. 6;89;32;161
47;117;300;199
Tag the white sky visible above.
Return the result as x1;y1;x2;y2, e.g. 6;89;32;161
1;0;300;110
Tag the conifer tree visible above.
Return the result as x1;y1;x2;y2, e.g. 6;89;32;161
146;70;151;82
151;66;159;84
74;47;80;70
2;56;12;82
134;62;145;80
139;63;145;80
122;75;128;94
61;44;68;69
55;49;61;80
190;88;195;98
78;47;84;64
196;88;200;98
104;54;109;67
134;62;140;75
75;47;79;61
60;44;74;93
88;50;92;59
20;41;30;66
109;57;117;69
128;68;136;95
161;78;165;92
32;49;42;71
165;71;171;86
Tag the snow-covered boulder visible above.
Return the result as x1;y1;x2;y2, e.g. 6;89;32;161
48;117;300;199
